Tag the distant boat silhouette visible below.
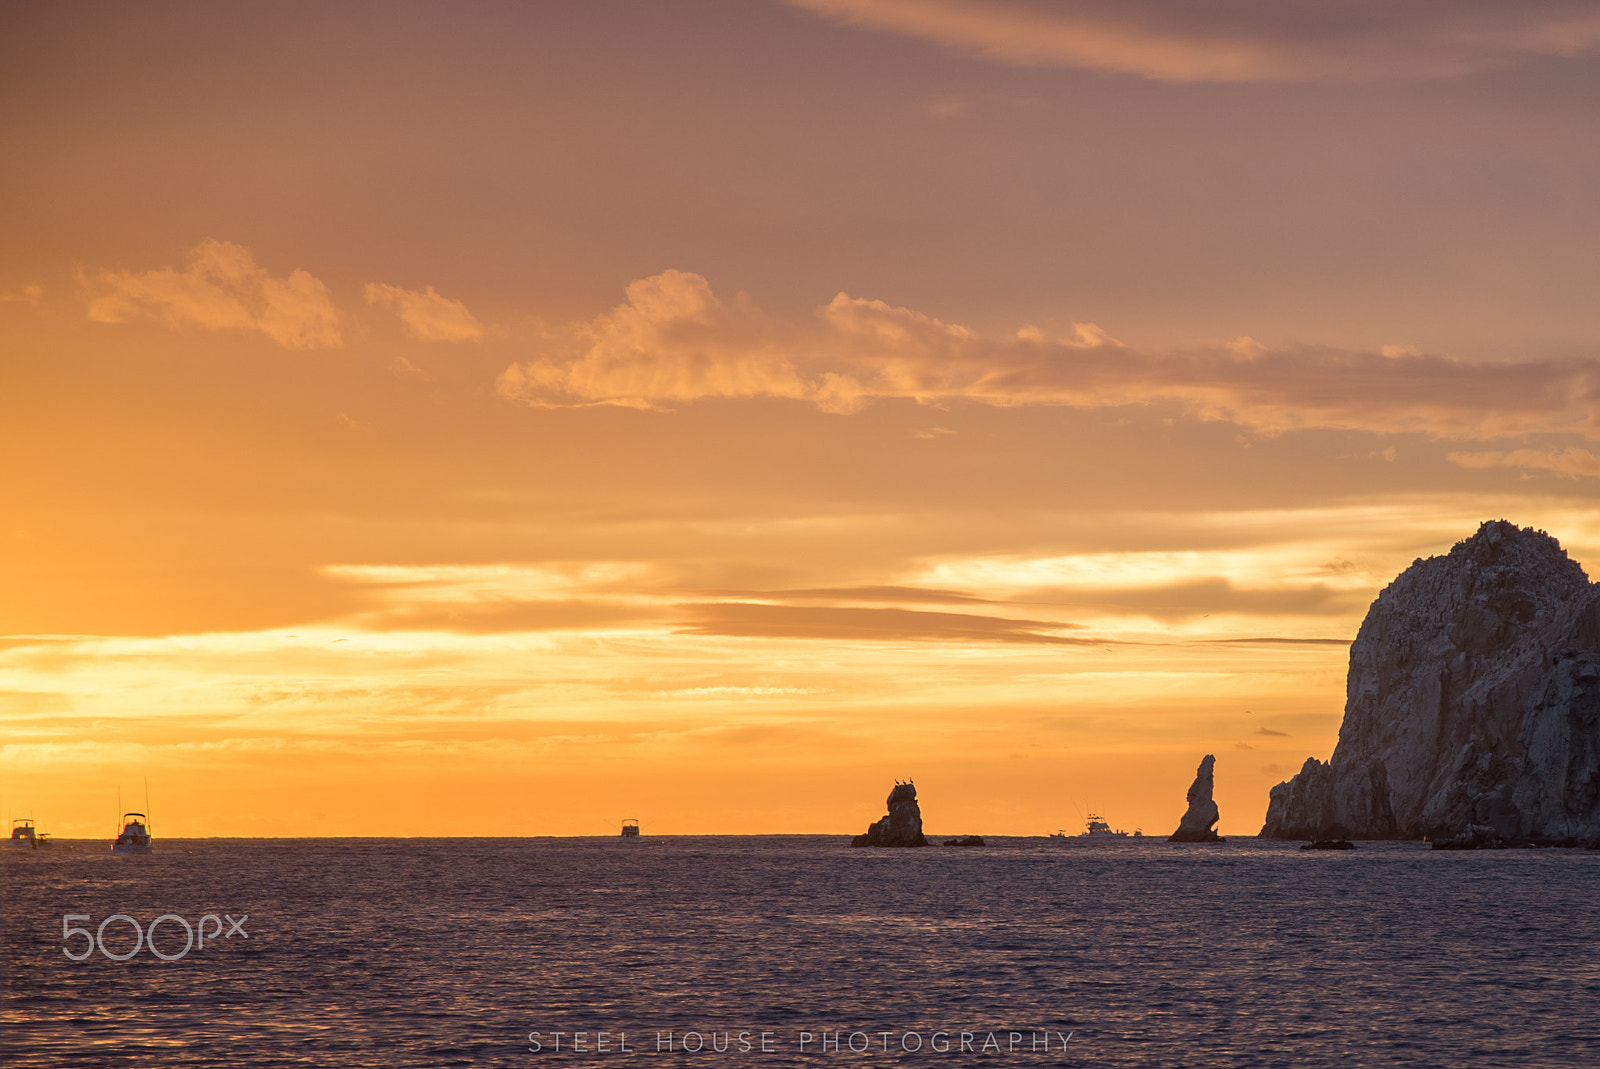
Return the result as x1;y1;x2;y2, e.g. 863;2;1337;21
620;818;640;838
1081;813;1130;838
112;812;154;854
9;818;52;848
112;780;155;854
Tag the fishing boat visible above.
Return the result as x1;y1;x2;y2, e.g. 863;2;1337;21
112;812;154;854
1048;828;1069;839
1080;813;1130;838
620;818;640;838
9;818;52;848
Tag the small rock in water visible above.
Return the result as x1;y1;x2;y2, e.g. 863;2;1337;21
850;780;929;847
1168;754;1226;842
1428;824;1532;850
1301;839;1356;850
942;835;985;847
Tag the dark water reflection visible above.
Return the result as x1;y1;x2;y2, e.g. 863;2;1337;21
5;836;1599;1066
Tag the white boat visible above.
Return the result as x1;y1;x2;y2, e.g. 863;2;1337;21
112;812;154;854
1080;813;1130;838
9;818;52;848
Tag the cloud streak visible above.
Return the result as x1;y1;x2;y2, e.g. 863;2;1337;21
500;270;1600;440
786;0;1600;83
676;602;1095;645
1447;447;1600;479
83;240;341;349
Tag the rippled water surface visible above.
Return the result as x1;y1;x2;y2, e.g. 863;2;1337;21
5;836;1599;1066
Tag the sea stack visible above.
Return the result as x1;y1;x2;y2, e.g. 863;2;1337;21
1168;754;1225;842
1261;521;1600;845
851;780;929;847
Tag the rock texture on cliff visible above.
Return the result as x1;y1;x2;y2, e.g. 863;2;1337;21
1169;754;1226;842
1261;520;1600;843
851;781;929;847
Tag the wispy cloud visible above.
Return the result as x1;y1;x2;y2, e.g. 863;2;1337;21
82;240;341;349
364;282;484;342
0;283;43;305
311;544;1378;642
787;0;1600;83
675;602;1095;645
1447;447;1600;479
500;270;1600;439
322;562;1085;642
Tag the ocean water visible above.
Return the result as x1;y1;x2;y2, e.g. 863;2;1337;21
4;835;1598;1067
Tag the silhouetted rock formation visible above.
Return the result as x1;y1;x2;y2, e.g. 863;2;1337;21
942;835;985;847
1262;521;1600;845
1168;754;1225;842
851;781;928;847
1301;840;1355;851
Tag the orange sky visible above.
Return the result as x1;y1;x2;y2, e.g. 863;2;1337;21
6;1;1600;837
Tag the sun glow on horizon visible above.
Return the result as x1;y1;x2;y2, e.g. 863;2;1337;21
7;1;1600;843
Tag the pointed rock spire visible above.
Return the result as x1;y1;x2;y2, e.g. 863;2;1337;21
1169;754;1226;842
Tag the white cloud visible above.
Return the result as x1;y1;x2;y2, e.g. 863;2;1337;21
498;269;821;410
500;269;1600;440
364;282;484;342
83;240;341;349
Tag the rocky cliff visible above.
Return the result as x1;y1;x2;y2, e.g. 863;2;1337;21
1261;520;1600;843
1169;754;1225;842
851;781;929;847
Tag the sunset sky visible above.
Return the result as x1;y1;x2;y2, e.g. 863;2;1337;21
6;1;1600;837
